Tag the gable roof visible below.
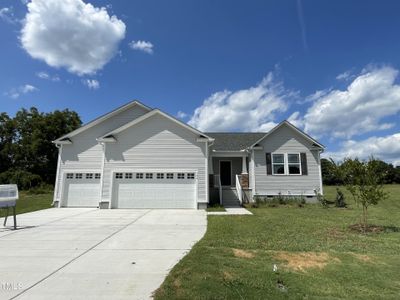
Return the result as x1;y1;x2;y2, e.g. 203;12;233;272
97;109;214;142
250;120;325;149
53;100;152;144
205;132;266;151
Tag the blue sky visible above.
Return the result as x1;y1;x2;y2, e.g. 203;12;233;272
1;0;400;165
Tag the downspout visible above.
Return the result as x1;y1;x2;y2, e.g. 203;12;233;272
99;142;107;208
53;144;63;207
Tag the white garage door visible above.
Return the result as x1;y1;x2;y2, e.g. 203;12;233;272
63;172;101;207
112;172;196;209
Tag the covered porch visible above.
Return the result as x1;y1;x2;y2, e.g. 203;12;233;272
208;151;251;206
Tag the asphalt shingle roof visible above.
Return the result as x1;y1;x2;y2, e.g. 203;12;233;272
205;132;266;151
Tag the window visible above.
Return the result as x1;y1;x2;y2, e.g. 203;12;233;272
166;173;174;179
136;173;143;179
272;154;285;175
75;173;83;179
146;173;153;179
86;173;93;179
115;173;123;179
288;154;301;175
66;173;73;179
125;173;133;179
177;173;185;179
95;173;101;179
156;173;164;179
187;173;195;179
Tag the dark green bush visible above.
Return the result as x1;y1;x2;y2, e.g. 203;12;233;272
0;169;42;190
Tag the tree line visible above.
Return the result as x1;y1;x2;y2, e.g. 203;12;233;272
0;107;81;189
322;158;400;185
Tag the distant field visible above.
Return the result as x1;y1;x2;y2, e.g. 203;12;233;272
155;185;400;299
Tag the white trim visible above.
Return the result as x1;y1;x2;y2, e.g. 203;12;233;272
317;150;324;195
98;109;214;142
99;142;106;205
219;160;232;186
52;144;63;206
205;141;209;205
250;121;325;149
54;100;152;143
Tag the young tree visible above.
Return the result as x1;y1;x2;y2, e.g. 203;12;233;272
340;157;388;230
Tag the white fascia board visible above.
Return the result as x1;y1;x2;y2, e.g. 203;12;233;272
53;100;152;143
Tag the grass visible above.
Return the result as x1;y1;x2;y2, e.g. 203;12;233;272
154;185;400;299
207;204;226;212
0;190;53;217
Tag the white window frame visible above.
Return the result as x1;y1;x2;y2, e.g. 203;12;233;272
86;173;93;179
156;173;164;179
271;153;302;176
115;173;123;179
271;153;286;176
145;173;153;179
75;173;83;179
166;173;174;179
136;173;144;179
66;173;74;179
125;173;133;179
177;173;185;179
95;173;101;179
187;173;195;179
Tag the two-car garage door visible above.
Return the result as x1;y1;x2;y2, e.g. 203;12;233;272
112;171;196;209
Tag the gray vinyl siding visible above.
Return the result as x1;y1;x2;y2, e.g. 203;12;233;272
253;125;321;196
102;114;207;203
56;105;149;199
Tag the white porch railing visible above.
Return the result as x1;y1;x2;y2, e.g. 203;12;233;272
214;174;223;205
235;175;243;204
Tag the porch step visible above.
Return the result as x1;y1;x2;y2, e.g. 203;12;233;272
222;188;241;207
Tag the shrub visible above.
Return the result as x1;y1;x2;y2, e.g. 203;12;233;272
335;188;347;208
0;169;42;190
26;183;54;195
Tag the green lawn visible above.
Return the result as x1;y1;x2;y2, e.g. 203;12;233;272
154;185;400;299
0;191;53;216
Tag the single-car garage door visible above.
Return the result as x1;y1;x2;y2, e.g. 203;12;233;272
62;172;101;207
112;172;196;209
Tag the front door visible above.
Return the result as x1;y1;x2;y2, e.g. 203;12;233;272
220;161;231;186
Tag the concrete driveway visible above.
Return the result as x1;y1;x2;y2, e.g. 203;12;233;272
0;208;207;300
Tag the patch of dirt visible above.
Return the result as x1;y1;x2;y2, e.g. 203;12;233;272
349;224;384;234
350;253;373;262
232;248;255;259
327;228;346;239
173;278;181;289
222;271;234;281
274;251;340;272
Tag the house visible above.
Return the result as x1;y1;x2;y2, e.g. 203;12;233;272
52;100;324;209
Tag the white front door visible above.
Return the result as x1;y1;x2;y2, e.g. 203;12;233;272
63;172;101;207
112;172;196;209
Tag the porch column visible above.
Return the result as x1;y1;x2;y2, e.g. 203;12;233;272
241;155;248;174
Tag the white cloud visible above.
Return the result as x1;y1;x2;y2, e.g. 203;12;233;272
5;84;38;99
82;79;100;90
336;70;354;81
188;73;293;132
177;111;188;119
324;133;400;166
129;40;154;54
302;66;400;139
21;0;126;75
36;71;60;82
0;7;18;24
